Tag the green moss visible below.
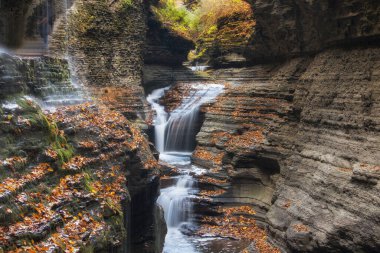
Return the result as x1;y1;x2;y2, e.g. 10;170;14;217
83;172;95;193
153;0;255;62
207;25;218;35
122;0;134;8
16;99;74;167
152;0;199;40
81;245;95;253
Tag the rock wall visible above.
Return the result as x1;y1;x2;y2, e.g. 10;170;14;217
0;53;157;252
248;0;380;61
267;47;379;252
0;53;72;101
144;16;194;67
0;49;162;252
0;0;34;48
184;2;380;251
192;46;380;252
194;11;255;67
49;0;150;124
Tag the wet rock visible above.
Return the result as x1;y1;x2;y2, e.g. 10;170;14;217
179;223;198;236
154;205;167;253
63;127;76;136
285;222;315;252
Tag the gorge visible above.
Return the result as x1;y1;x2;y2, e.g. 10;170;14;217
0;0;379;253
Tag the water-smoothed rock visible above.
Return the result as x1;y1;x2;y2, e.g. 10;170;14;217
191;47;380;252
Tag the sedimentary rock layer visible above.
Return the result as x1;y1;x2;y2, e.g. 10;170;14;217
0;53;161;252
248;0;380;61
50;0;150;123
192;46;380;252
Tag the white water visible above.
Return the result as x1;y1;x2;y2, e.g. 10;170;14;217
148;83;224;253
147;84;224;153
189;63;209;72
157;153;199;253
147;87;170;153
0;50;89;111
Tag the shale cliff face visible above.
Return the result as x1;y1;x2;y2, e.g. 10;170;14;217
193;47;380;252
187;1;380;252
50;0;150;123
0;53;160;252
249;0;380;61
1;1;164;251
49;1;165;250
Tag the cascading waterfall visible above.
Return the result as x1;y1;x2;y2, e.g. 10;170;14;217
148;83;223;253
158;175;195;227
147;87;169;153
147;84;224;153
0;51;89;112
31;57;89;110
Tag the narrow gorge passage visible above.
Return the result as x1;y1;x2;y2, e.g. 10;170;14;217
1;0;379;252
148;83;251;253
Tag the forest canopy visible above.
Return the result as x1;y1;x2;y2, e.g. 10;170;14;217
152;0;253;41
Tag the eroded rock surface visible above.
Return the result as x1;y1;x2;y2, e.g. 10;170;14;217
248;0;380;61
50;0;150;123
0;53;161;252
191;47;380;252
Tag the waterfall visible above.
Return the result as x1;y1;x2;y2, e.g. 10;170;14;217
189;63;209;72
147;84;224;153
0;52;89;111
148;83;223;253
158;175;195;227
147;87;170;153
30;57;89;110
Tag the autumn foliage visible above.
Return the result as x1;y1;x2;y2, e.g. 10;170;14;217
0;102;159;252
153;0;254;43
198;206;280;253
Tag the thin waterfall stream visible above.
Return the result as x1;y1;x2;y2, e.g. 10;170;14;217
147;84;225;253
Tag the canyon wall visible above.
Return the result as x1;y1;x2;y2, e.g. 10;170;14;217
1;0;164;251
194;47;380;252
0;53;160;252
248;0;380;61
0;0;33;48
190;0;380;252
49;0;150;124
50;1;164;251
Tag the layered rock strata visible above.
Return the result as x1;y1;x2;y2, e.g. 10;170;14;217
50;0;150;124
0;53;73;101
194;11;255;67
191;47;380;252
0;53;161;252
248;0;380;61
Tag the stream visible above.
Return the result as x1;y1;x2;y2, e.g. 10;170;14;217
148;84;250;253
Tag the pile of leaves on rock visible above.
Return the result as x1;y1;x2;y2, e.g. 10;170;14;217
0;100;158;252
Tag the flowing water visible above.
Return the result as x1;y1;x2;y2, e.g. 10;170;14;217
148;83;232;253
147;84;224;153
0;51;89;112
189;64;209;72
36;75;89;110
